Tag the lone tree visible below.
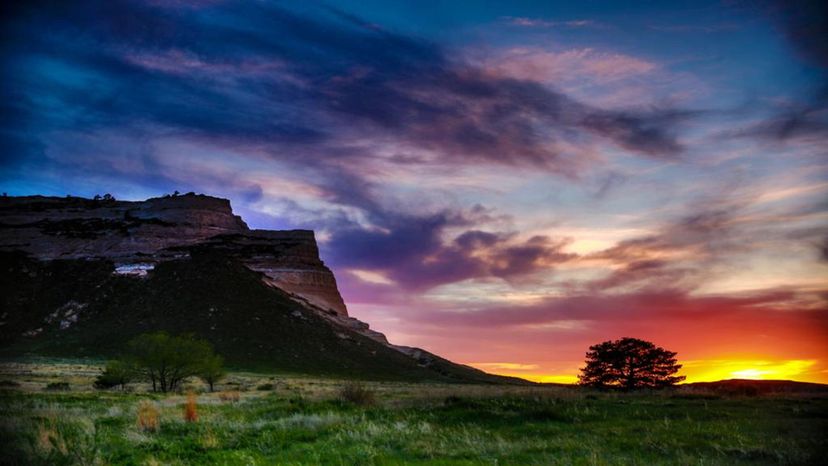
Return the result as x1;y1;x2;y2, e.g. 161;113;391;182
198;354;226;392
127;332;221;393
94;359;137;390
578;337;685;389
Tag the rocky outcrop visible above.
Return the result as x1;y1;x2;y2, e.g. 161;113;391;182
0;193;348;316
0;194;248;260
181;230;348;316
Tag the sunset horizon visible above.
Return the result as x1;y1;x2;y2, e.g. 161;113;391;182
3;0;827;388
3;2;827;463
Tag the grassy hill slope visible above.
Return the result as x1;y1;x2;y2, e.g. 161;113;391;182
0;251;526;384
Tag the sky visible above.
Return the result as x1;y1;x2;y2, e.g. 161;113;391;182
2;0;827;383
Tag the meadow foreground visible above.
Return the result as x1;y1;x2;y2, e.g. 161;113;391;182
1;361;826;465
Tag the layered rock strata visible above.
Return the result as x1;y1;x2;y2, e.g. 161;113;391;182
0;193;348;317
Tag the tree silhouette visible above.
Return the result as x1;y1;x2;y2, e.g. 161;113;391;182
198;354;226;392
578;337;685;389
127;332;217;393
94;359;137;390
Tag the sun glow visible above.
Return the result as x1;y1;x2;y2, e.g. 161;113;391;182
677;359;819;383
470;359;825;385
730;368;766;379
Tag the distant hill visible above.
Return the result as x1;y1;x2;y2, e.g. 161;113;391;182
684;379;828;395
0;194;529;384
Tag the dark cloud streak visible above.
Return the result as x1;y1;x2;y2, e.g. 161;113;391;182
1;0;689;172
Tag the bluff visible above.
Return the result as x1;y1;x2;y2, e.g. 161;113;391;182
0;194;347;316
0;193;524;384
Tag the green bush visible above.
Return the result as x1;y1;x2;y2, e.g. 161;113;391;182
94;360;136;390
338;382;375;406
44;382;70;391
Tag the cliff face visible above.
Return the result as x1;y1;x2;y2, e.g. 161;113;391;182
182;230;348;316
0;194;347;316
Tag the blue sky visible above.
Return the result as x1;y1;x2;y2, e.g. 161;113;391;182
2;0;826;382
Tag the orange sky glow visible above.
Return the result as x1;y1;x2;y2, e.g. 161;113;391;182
472;358;828;385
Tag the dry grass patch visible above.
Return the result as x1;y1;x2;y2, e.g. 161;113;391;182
183;393;198;422
137;400;160;432
218;390;241;402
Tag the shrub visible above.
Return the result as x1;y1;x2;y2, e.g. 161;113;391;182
198;354;226;392
45;382;70;391
257;383;274;391
218;391;240;402
94;360;136;390
339;382;375;406
183;393;198;423
0;379;21;388
444;395;463;405
137;401;160;433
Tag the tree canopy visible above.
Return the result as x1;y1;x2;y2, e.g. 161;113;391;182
198;354;226;392
126;332;222;393
94;359;137;390
578;337;685;389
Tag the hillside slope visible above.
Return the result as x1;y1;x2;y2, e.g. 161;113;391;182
0;250;525;384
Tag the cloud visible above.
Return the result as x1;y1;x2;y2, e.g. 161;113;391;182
482;47;657;84
328;213;576;291
502;17;603;29
413;288;826;329
582;207;741;291
727;0;828;143
1;0;690;179
476;45;705;113
728;100;828;143
647;23;739;33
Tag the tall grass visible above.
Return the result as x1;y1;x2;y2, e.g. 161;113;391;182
184;393;199;423
137;400;160;432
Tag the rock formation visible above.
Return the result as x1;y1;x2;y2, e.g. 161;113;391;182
0;193;347;316
0;192;527;384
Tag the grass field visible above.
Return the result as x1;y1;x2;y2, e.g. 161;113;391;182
1;360;826;465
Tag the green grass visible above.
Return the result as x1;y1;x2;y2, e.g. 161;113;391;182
1;363;826;465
